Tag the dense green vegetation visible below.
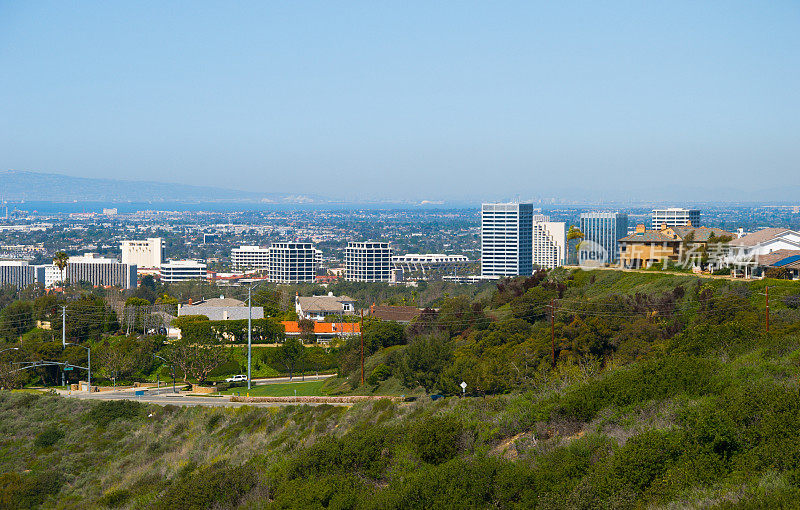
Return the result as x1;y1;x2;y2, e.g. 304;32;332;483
2;270;800;508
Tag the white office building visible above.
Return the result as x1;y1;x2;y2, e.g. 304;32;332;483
0;261;35;289
268;242;318;283
651;208;700;229
42;253;137;289
532;215;567;269
345;241;392;282
392;254;470;276
34;264;61;287
481;203;533;277
579;212;629;264
121;238;163;269
159;260;207;283
231;245;270;270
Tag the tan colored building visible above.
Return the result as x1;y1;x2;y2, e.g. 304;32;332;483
619;224;682;268
618;223;733;269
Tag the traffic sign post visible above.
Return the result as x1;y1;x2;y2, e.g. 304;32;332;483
460;381;467;396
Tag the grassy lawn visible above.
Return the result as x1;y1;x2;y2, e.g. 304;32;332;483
219;379;327;397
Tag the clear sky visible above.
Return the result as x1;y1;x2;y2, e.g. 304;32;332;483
1;1;798;202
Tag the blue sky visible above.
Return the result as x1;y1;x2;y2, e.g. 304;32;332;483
1;1;798;202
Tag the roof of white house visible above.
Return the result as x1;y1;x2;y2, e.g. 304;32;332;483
178;304;263;321
297;295;355;314
729;228;795;247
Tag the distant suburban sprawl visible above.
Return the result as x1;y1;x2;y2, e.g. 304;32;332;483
2;202;799;291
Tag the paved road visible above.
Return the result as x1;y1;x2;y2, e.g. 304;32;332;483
57;373;340;407
61;389;345;407
65;391;333;407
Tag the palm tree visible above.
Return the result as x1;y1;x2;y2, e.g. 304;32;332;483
53;251;69;287
566;226;585;264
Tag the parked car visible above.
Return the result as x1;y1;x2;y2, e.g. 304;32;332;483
225;374;247;383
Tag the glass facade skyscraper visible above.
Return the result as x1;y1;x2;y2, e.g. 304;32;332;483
579;212;629;264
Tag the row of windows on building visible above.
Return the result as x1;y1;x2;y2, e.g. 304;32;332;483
230;242;394;283
481;203;633;277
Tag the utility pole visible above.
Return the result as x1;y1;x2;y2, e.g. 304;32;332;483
360;309;365;385
247;285;252;390
62;306;66;387
766;285;770;333
550;300;556;368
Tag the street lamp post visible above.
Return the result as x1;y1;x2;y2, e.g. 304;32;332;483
64;343;90;391
246;279;267;390
153;354;176;393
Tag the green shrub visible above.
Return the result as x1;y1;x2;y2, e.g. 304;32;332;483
33;426;64;448
88;399;144;427
0;471;64;509
784;294;800;310
208;360;241;378
205;413;223;433
366;363;392;386
610;429;686;493
156;462;258;510
98;488;130;508
291;425;394;480
411;415;464;465
375;457;505;509
553;356;720;422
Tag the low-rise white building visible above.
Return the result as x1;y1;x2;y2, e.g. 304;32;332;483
178;297;263;320
391;254;470;276
159;260;207;283
34;264;61;287
231;245;270;270
38;253;137;289
728;228;800;258
296;293;356;321
0;260;35;288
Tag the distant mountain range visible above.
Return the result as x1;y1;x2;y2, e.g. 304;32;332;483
0;170;320;204
1;169;797;206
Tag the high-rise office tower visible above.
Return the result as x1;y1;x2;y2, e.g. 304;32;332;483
651;208;700;229
481;202;533;277
268;242;318;283
532;215;567;269
345;241;392;282
579;212;629;264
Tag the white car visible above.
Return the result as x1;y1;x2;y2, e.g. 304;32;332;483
225;374;247;383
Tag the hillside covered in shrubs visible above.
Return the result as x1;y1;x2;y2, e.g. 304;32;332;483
3;269;800;508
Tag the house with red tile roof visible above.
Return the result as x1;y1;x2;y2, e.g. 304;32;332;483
281;320;360;344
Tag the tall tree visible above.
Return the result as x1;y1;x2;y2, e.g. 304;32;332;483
398;334;453;393
278;337;306;380
166;337;227;384
96;337;137;383
53;252;69;287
